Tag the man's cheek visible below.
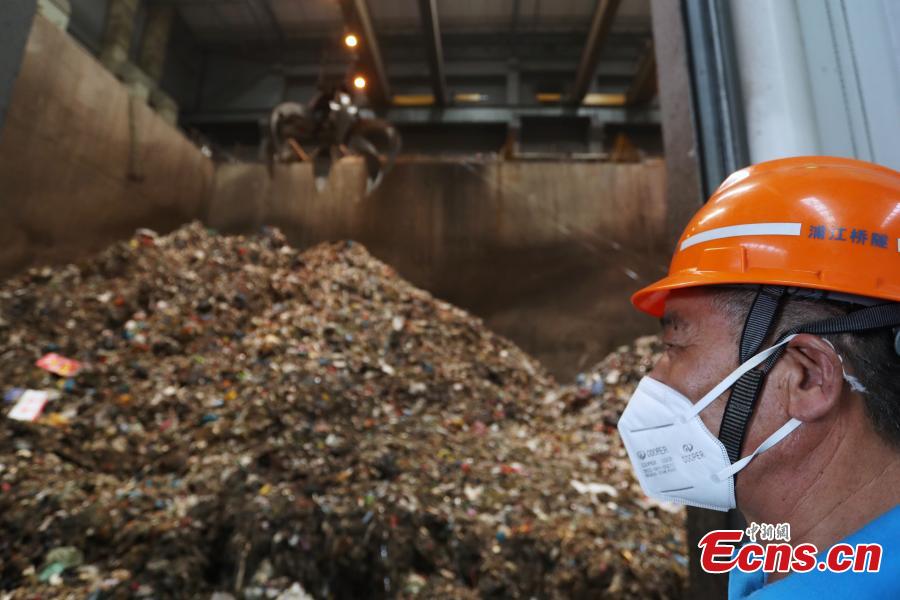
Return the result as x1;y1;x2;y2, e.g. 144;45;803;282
698;395;728;437
648;353;697;395
699;411;720;436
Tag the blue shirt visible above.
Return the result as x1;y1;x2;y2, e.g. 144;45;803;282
729;505;900;599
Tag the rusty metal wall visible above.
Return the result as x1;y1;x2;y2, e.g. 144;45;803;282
0;15;214;278
209;157;669;378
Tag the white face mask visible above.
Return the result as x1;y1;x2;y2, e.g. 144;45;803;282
617;336;802;512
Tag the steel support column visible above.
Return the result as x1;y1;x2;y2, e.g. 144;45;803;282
683;0;749;196
650;3;749;599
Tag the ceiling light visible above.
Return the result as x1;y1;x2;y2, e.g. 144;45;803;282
453;93;486;103
536;92;562;103
583;92;627;106
392;94;435;106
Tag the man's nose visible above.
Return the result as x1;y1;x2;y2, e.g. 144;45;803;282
646;354;671;386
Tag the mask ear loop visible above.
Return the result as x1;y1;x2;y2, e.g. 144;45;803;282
712;417;802;482
683;335;798;422
820;338;868;394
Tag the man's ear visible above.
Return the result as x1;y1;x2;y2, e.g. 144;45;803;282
777;334;845;422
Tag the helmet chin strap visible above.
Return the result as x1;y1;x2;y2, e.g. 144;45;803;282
717;288;900;465
718;286;785;464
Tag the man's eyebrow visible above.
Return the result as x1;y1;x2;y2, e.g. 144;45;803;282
660;312;686;331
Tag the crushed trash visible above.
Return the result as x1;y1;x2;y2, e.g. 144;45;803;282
571;481;618;497
0;223;685;598
6;390;55;422
35;353;83;377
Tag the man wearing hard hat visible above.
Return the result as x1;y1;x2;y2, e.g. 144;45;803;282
618;156;899;598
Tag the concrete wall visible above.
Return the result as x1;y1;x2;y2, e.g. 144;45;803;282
210;157;668;378
0;15;214;278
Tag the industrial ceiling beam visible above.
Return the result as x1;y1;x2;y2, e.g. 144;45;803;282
625;39;656;105
256;61;637;93
570;0;622;105
255;0;286;47
208;53;638;79
417;0;447;106
339;0;391;107
182;105;660;126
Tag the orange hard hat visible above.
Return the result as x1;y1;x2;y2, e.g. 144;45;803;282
632;156;900;317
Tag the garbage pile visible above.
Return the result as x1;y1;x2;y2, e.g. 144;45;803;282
0;224;685;599
564;335;664;417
